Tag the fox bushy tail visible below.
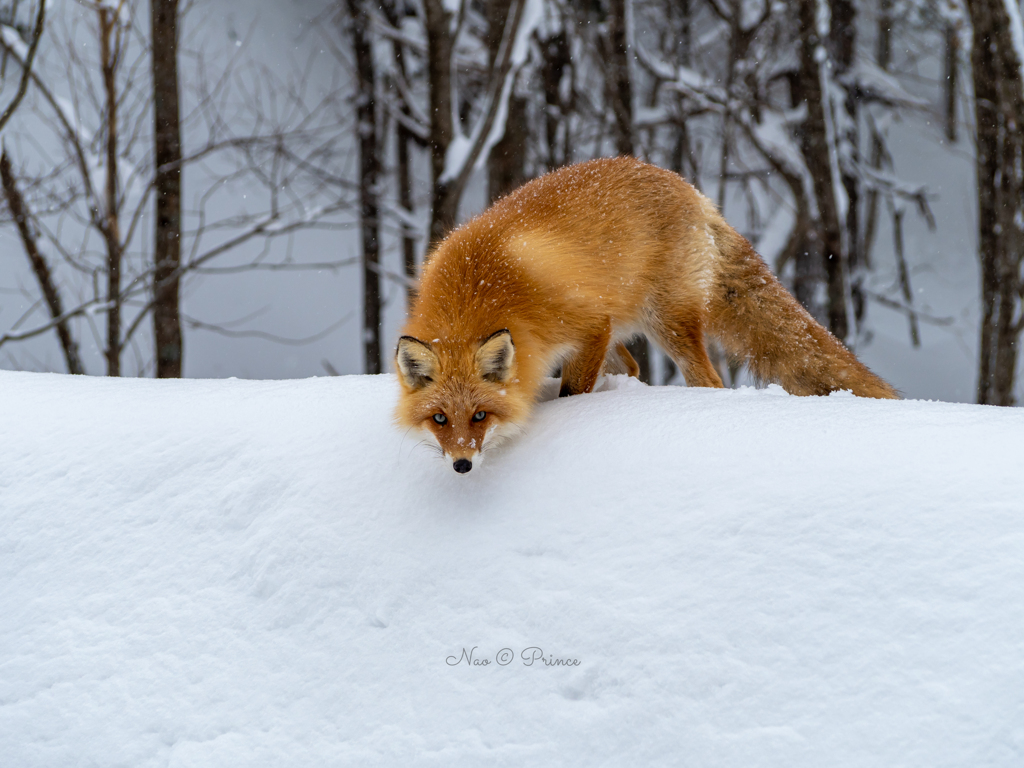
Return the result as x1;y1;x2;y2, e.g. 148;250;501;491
707;226;898;400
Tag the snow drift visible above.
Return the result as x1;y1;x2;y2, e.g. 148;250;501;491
1;371;1023;766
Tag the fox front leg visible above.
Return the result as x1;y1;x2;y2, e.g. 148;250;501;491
559;319;613;397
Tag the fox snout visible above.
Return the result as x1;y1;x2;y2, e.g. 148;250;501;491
447;448;479;473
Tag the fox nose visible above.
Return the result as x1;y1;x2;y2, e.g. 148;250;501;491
453;458;472;474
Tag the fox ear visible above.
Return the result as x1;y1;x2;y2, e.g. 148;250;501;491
396;336;438;390
476;329;515;384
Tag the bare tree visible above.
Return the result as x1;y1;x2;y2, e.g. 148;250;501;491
703;0;772;211
0;1;81;372
98;2;126;375
0;1;360;375
794;0;848;341
598;0;650;381
965;0;1024;405
150;0;182;377
421;0;532;244
343;0;382;373
380;0;420;305
486;0;528;203
830;0;864;329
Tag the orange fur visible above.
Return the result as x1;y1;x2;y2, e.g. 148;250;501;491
396;158;897;471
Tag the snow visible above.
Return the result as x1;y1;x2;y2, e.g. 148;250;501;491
0;25;28;61
817;52;848;231
1003;0;1024;88
97;0;131;26
2;371;1023;766
848;60;928;109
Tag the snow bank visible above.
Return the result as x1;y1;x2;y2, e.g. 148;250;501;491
1;372;1022;766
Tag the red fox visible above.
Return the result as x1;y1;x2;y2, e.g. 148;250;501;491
396;157;897;473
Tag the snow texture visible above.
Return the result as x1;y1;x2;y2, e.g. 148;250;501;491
2;371;1023;766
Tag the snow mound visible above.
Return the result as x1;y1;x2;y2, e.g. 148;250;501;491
2;371;1023;766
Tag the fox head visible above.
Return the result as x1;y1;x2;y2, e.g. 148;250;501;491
395;329;526;473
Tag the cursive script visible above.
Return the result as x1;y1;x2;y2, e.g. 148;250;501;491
521;646;581;667
446;646;490;666
446;646;581;667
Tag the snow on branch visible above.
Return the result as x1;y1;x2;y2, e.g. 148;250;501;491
439;0;543;184
1003;0;1024;88
845;60;929;109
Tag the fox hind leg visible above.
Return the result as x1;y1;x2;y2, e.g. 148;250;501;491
650;314;724;389
601;342;641;378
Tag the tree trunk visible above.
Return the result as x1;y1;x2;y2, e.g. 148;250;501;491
944;21;959;143
663;0;696;384
423;0;456;245
599;0;649;381
486;0;527;203
99;7;122;376
965;0;1024;405
861;0;892;273
600;0;634;159
796;0;848;341
346;0;382;374
831;0;863;330
714;1;740;211
382;0;418;308
397;110;417;307
0;151;84;374
151;0;183;378
488;92;527;203
541;30;570;171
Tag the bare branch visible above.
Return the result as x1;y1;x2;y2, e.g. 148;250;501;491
864;290;954;327
0;149;85;373
182;311;354;346
0;298;108;349
0;0;46;134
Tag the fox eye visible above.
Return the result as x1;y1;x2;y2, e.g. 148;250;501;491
472;411;487;422
433;413;447;425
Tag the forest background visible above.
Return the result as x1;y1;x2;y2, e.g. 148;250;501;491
0;0;1020;406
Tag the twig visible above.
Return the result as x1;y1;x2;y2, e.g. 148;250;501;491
864;290;953;326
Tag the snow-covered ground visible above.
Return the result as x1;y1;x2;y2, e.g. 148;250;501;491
2;371;1023;766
